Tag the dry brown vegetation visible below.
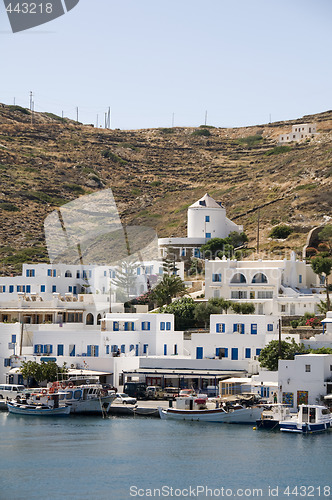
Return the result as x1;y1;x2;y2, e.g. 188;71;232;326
0;103;331;274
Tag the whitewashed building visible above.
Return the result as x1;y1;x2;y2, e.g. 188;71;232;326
279;123;317;143
278;353;332;410
158;193;243;261
205;252;324;316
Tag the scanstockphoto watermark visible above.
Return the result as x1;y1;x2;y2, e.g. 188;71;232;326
129;485;269;498
4;0;80;33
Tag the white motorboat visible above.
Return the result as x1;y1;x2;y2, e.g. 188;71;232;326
158;396;262;423
279;404;332;434
256;404;291;430
7;399;70;417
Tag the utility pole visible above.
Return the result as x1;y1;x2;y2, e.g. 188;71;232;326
13;97;15;105
107;107;111;129
104;112;107;128
29;91;34;125
256;208;260;254
96;114;98;128
76;106;79;123
205;110;208;126
269;113;272;124
172;112;175;128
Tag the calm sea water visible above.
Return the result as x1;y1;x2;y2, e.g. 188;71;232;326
0;413;331;500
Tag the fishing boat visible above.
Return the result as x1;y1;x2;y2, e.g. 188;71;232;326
256;404;291;430
158;396;262;423
279;404;332;434
7;396;70;417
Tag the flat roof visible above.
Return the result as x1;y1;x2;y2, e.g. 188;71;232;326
123;368;246;378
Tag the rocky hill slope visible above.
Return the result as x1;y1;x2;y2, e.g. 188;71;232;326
0;103;331;274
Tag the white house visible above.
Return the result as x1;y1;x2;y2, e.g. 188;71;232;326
278;353;332;410
279;123;317;143
205;252;324;316
158;193;243;261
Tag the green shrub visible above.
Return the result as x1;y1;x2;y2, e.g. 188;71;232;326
64;184;85;195
0;202;19;212
192;128;211;137
150;180;162;187
265;146;292;156
8;105;30;115
269;225;293;239
237;135;263;147
290;320;299;329
102;150;127;164
295;183;316;191
159;128;175;134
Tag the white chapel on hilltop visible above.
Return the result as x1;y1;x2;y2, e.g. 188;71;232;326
158;193;243;260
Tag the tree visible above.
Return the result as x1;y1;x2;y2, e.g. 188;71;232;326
228;231;248;248
111;260;139;302
152;274;186;306
200;238;234;259
230;302;255;314
158;296;196;330
194;301;220;328
162;257;178;275
318;225;332;255
258;339;307;371
207;297;232;313
20;361;68;386
311;255;332;311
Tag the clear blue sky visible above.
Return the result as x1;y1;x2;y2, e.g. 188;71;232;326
0;0;331;130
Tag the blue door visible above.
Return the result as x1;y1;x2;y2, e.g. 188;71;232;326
231;348;238;360
196;347;203;359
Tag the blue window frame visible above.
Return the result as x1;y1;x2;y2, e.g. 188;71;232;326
129;344;135;352
34;344;43;354
231;348;238;360
160;322;165;331
52;285;57;293
267;324;273;332
256;349;262;356
194;248;201;258
111;345;118;353
166;322;171;330
299;275;302;284
121;344;125;354
135;344;139;356
233;323;245;334
205;216;210;222
26;285;31;293
196;347;203;359
47;269;56;277
4;358;10;367
205;233;211;239
245;348;251;359
143;344;148;354
106;345;110;355
142;321;151;331
216;323;225;333
40;285;45;293
113;321;119;331
44;344;53;354
11;335;16;343
9;285;14;293
125;322;134;331
224;348;228;358
73;286;77;295
212;273;221;282
57;344;64;356
164;344;167;355
26;269;35;277
251;324;257;335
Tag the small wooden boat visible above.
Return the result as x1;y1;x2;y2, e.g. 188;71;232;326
7;400;70;417
158;396;262;423
279;404;332;433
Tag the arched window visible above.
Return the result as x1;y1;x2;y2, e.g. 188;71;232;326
252;273;268;284
86;313;94;325
65;270;72;278
230;273;247;284
97;314;102;325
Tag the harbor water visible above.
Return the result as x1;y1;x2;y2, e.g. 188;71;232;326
0;413;331;500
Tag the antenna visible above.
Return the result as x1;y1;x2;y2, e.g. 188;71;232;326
76;106;79;123
96;114;99;128
205;110;208;126
172;112;175;128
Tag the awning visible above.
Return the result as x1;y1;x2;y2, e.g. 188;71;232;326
220;377;252;384
67;369;112;376
321;318;332;323
251;381;278;387
324;394;332;400
122;368;246;378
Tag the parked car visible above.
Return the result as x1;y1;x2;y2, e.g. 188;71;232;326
114;393;137;405
163;387;180;400
145;386;164;400
123;382;147;400
179;389;196;398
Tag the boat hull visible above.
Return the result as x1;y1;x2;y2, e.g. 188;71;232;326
256;419;280;430
7;403;70;417
158;406;262;423
280;421;331;433
65;396;113;414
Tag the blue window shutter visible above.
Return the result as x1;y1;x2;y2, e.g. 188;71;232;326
233;324;237;332
141;322;145;330
106;345;109;354
113;321;119;331
267;324;273;332
12;334;16;343
241;324;245;334
256;348;262;356
251;324;257;335
147;322;150;331
160;322;165;330
41;285;45;293
143;344;148;354
135;345;139;356
57;345;64;356
245;348;251;359
166;322;171;330
121;345;125;353
216;324;220;333
164;344;167;355
52;285;56;293
222;324;225;333
87;345;91;357
26;285;31;293
34;345;38;354
216;348;220;356
224;348;228;357
49;345;53;354
95;346;99;357
9;285;14;293
125;322;128;331
231;348;238;360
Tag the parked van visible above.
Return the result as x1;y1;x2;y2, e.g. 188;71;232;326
123;382;147;400
145;386;163;400
0;384;25;400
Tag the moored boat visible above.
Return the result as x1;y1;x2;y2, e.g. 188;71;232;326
158;396;262;423
7;399;70;417
256;404;291;430
279;404;332;434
